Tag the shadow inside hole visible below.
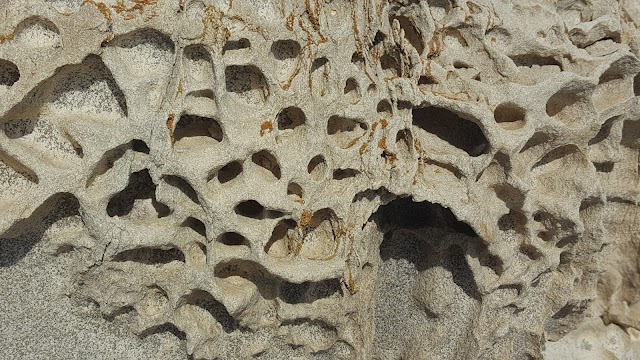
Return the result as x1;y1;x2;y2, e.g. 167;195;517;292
106;169;170;218
0;192;80;267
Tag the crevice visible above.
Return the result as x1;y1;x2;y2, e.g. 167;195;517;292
589;116;618;145
111;247;185;264
509;54;560;68
389;15;424;54
520;132;552;153
0;149;39;184
532;144;580;169
423;159;463;179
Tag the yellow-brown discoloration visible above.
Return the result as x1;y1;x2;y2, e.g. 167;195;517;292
82;0;113;22
260;121;273;136
286;13;295;31
0;33;14;44
167;113;175;145
300;209;312;227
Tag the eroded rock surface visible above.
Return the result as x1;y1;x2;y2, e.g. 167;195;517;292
0;0;639;359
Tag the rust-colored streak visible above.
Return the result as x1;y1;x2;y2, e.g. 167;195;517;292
82;0;113;22
286;13;295;31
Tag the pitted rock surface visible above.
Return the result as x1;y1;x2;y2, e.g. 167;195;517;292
1;0;639;359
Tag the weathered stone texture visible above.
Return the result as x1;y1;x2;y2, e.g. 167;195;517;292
1;0;639;359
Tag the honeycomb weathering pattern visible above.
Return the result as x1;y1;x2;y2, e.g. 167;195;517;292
0;0;639;359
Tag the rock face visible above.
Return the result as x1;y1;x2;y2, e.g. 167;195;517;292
0;0;639;359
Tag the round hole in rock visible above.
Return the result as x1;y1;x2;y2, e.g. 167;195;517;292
251;150;281;180
494;102;526;130
0;59;20;87
377;100;392;116
216;161;243;184
277;106;306;131
217;232;249;246
271;39;301;60
287;182;303;200
235;200;264;219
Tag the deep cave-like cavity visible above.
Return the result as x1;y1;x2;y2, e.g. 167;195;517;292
371;197;486;360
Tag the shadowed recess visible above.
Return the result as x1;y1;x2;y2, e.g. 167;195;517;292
307;155;327;181
163;175;200;204
174;114;222;142
264;218;297;256
225;65;268;103
217;232;250;246
327;115;368;148
212;160;242;184
373;197;477;236
106;169;170;218
181;217;206;238
234;200;284;219
277;106;306;130
139;323;186;340
86;139;148;187
0;192;80;267
389;15;424;54
112;247;185;264
280;278;342;304
0;59;20;86
494;102;526;130
412;107;488;156
271;39;301;60
251;150;281;179
178;289;236;333
223;38;250;53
